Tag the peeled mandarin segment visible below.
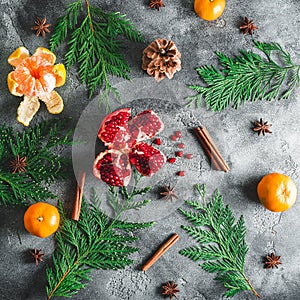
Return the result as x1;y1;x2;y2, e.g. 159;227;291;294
7;72;23;96
32;47;56;65
8;46;29;67
39;90;64;114
53;64;67;87
17;96;40;126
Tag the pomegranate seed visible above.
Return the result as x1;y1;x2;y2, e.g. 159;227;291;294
170;135;177;141
167;157;176;164
177;171;185;176
153;138;161;145
176;151;183;157
175;131;182;138
185;153;193;159
177;143;185;149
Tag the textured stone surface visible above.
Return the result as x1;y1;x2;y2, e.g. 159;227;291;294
0;0;300;299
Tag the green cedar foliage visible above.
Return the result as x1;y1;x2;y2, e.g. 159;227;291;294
50;0;144;108
179;184;260;298
188;41;300;111
0;119;73;206
46;188;154;299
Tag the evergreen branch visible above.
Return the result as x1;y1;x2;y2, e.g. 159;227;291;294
179;184;260;298
108;170;152;216
50;0;144;109
46;189;154;299
187;41;300;111
0;119;73;206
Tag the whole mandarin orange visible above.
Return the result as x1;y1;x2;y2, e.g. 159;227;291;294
24;202;60;238
194;0;226;21
257;173;297;212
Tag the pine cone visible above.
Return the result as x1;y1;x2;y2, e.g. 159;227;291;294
142;38;181;82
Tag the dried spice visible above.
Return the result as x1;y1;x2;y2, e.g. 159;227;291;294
253;118;272;136
9;155;27;174
142;234;179;271
30;248;44;266
264;253;282;269
149;0;165;11
160;185;178;201
240;17;258;35
31;17;51;37
162;281;180;299
142;38;181;82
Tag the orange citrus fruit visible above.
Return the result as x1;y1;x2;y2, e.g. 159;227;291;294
17;96;40;126
257;173;297;212
7;72;23;96
24;202;60;238
33;47;56;65
39;90;64;114
53;64;67;87
194;0;226;21
8;46;29;67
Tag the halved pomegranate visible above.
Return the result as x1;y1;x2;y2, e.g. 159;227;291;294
98;108;132;149
93;149;132;186
94;108;166;186
129;142;166;176
128;110;164;141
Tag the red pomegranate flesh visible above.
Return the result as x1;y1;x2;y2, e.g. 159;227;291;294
94;108;166;186
129;142;166;176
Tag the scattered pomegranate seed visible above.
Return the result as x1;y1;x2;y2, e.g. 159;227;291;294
170;135;177;141
175;151;184;157
177;171;185;176
153;138;161;145
177;143;185;149
185;153;193;159
167;157;176;164
175;131;182;138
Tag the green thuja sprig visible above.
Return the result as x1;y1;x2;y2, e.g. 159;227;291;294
108;170;151;216
46;188;154;299
188;41;300;111
50;0;144;110
0;119;73;206
179;184;260;298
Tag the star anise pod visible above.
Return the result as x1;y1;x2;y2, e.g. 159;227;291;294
264;252;282;269
253;118;272;136
149;0;165;11
30;248;45;266
240;17;258;35
160;185;178;202
31;17;51;37
162;281;179;300
9;155;27;173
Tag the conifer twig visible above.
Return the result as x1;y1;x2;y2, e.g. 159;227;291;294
179;184;260;298
0;119;73;206
50;0;144;109
188;41;300;111
46;187;154;299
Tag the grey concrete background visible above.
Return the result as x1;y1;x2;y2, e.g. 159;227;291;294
0;0;300;299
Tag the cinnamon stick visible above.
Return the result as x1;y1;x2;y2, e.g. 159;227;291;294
72;171;86;221
142;233;179;272
194;127;230;172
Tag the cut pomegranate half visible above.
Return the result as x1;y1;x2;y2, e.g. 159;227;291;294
128;110;164;142
93;149;132;187
129;142;166;176
98;108;133;149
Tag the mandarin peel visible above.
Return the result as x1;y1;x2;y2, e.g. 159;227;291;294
7;47;66;126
